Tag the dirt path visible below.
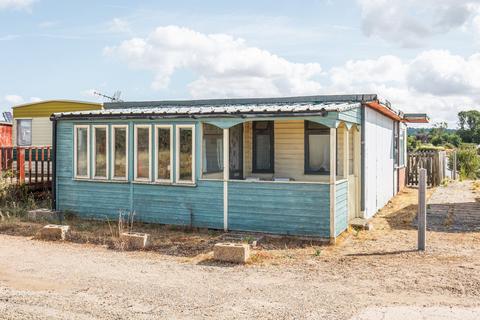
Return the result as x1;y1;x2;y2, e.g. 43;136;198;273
1;184;480;319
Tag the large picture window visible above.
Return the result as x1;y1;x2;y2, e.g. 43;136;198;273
155;125;173;182
134;125;151;181
93;125;108;179
74;125;90;178
252;121;274;173
17;119;32;146
176;125;195;183
112;125;128;180
202;124;223;174
304;121;330;174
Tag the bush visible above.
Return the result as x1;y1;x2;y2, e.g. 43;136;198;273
415;144;445;151
454;146;480;179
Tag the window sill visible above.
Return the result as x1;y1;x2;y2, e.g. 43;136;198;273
132;181;197;187
73;178;129;184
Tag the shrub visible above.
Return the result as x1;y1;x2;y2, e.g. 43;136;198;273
453;146;480;179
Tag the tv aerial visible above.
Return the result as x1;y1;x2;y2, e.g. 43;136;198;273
93;90;123;102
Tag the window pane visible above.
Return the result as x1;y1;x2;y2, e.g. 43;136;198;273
76;127;88;177
157;128;171;180
349;129;354;175
136;127;150;179
179;128;193;181
399;129;405;166
255;134;271;170
17;119;32;146
94;127;107;177
114;127;127;178
202;124;223;174
308;134;330;173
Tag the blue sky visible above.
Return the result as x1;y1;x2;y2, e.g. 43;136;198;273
1;0;479;126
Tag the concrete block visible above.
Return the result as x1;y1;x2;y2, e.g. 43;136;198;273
120;232;150;250
28;209;56;220
213;243;250;263
39;224;70;241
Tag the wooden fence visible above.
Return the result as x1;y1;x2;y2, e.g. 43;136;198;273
406;150;447;187
0;146;52;189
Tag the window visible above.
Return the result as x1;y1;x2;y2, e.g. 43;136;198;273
252;121;274;173
348;129;354;175
202;124;223;174
134;125;151;181
176;125;195;183
304;121;330;174
399;127;406;167
74;125;90;178
155;125;173;182
17;119;32;146
93;125;108;179
112;125;128;180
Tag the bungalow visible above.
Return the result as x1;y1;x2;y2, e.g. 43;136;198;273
50;94;428;240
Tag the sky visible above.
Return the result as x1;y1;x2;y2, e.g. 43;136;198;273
0;0;479;127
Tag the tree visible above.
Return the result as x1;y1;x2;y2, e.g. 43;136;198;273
458;110;480;144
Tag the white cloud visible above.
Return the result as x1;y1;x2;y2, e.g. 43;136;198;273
29;97;42;102
107;18;131;34
325;50;480;126
0;0;36;11
104;25;323;98
4;94;24;104
357;0;480;47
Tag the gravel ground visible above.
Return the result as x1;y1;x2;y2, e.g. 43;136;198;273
1;182;480;319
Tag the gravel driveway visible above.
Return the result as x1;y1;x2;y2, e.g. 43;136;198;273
1;183;480;319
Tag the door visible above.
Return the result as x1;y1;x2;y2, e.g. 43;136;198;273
348;126;360;220
229;123;243;179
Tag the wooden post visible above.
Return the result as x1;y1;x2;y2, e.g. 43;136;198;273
223;128;229;232
329;127;337;242
418;168;427;251
18;147;25;184
453;151;457;180
343;126;349;179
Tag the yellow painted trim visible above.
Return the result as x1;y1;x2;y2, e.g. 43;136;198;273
13;100;102;118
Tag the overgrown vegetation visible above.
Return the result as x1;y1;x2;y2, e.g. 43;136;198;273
452;144;480;179
0;172;50;221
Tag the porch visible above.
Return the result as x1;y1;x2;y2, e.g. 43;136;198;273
199;118;361;238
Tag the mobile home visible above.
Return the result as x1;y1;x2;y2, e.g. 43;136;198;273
50;94;427;240
13;100;102;147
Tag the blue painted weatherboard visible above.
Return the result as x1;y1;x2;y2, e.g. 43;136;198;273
338;108;362;124
55;120;223;228
334;180;349;236
228;181;330;237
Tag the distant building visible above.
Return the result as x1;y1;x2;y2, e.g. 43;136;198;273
13;100;102;146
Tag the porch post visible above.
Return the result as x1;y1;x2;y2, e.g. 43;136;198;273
223;128;229;232
329;127;337;242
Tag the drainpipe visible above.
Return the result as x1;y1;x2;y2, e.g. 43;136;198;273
51;117;57;211
360;104;366;216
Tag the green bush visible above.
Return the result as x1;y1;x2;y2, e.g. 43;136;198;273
454;147;480;179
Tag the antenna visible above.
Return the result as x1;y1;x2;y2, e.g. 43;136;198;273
93;90;123;102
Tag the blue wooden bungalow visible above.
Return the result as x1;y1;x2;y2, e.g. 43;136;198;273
50;94;427;241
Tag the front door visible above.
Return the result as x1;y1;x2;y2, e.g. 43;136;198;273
229;123;243;179
348;127;360;220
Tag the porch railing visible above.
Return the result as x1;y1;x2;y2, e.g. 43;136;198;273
0;146;52;189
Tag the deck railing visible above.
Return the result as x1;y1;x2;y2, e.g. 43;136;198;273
0;146;52;189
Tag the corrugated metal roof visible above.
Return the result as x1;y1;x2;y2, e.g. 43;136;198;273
103;94;377;109
53;101;361;119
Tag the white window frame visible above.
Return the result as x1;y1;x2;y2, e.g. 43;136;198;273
134;124;152;182
111;124;129;180
176;124;196;184
154;124;173;183
92;125;109;179
74;124;90;179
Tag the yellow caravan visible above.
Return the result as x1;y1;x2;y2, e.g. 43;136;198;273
12;100;102;146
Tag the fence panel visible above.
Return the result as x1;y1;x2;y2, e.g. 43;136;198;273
407;150;446;187
0;146;52;189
